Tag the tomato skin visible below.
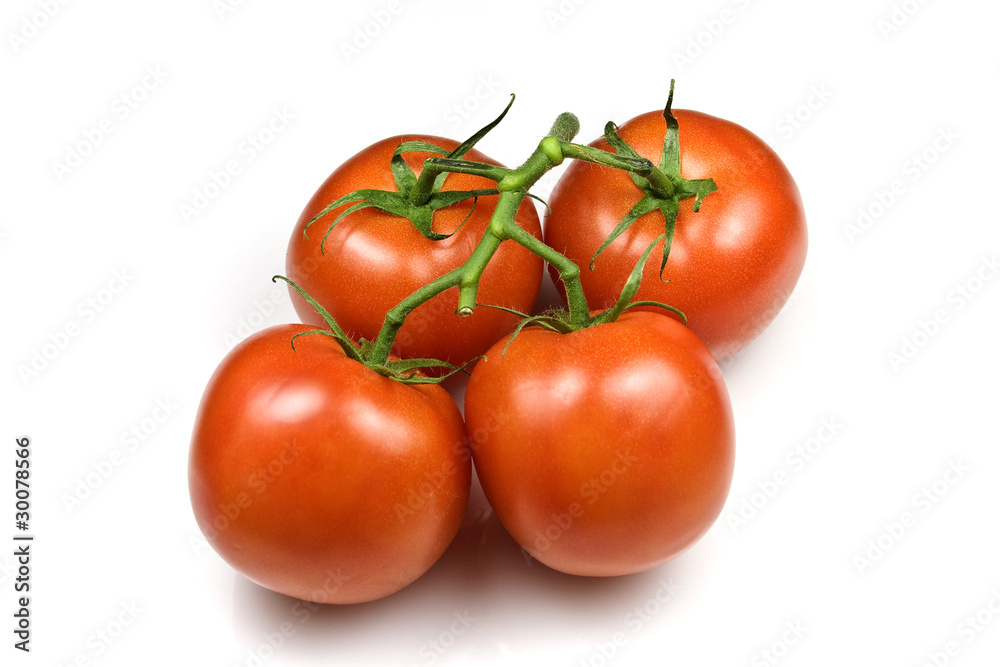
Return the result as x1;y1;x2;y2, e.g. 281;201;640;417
286;135;543;367
188;324;470;604
464;311;734;577
544;109;807;360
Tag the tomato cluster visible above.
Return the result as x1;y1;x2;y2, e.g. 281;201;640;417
189;91;805;604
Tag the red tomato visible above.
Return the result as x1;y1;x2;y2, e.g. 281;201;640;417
286;135;543;367
188;324;471;604
464;311;734;576
544;109;807;360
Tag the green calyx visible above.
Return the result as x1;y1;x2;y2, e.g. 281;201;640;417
589;233;686;326
591;80;718;278
473;303;575;359
497;233;687;356
303;95;519;253
274;276;474;385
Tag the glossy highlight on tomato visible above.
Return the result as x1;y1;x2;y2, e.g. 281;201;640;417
286;135;543;367
545;109;807;360
188;324;471;604
464;311;735;577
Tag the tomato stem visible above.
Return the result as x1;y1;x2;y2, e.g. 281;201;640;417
366;116;598;365
405;95;517;208
587;82;718;276
502;221;590;329
407;159;509;206
365;104;704;367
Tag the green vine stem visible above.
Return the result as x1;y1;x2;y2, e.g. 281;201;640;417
365;113;666;367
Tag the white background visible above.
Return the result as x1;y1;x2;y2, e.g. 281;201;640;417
3;0;999;665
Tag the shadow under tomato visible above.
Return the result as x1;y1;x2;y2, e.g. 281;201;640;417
228;465;701;665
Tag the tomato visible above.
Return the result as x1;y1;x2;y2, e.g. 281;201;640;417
544;109;807;360
188;324;471;604
464;311;734;576
286;135;543;367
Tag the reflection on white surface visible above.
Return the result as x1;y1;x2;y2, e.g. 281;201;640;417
228;471;713;666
